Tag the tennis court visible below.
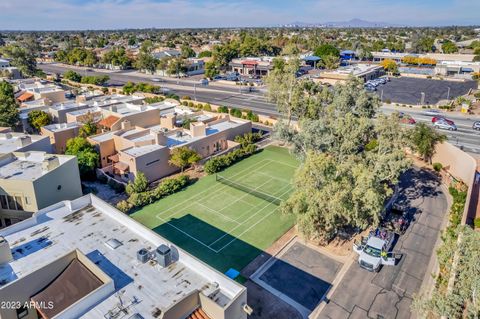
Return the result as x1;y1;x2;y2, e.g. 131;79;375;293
131;146;298;272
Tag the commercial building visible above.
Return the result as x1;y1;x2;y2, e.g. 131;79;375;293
229;57;275;77
315;64;384;85
0;151;82;227
434;61;480;77
0;132;52;155
89;113;251;182
372;51;477;63
0;194;248;319
40;122;82;154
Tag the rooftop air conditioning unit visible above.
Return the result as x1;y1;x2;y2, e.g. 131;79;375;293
155;244;172;267
136;248;150;263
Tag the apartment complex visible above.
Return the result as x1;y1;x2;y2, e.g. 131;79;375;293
16;80;67;104
0;194;248;319
0;132;52;155
0;151;82;227
89;113;251;182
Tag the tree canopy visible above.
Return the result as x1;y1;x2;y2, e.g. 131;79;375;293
169;146;201;172
313;44;340;59
0;81;19;128
28;110;51;131
408;123;446;163
65;137;99;178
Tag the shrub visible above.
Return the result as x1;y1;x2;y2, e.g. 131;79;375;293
188;102;194;108
246;110;259;122
474;218;480;229
229;107;243;118
204;144;257;174
218;106;229;113
116;200;131;213
182;101;188;106
474;92;480;99
385;99;391;104
203;103;212;111
182;95;191;100
433;162;443;172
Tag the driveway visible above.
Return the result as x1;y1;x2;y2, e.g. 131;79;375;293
318;167;449;319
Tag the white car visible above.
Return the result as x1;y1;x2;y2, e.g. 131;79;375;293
434;120;457;131
422;109;443;116
151;78;163;82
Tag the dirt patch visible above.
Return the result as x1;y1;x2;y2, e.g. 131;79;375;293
82;181;127;206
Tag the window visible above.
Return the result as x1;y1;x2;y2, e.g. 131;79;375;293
14;196;23;211
16;305;28;319
146;159;159;166
7;196;16;210
0;195;7;209
4;218;11;226
25;197;31;205
57;185;62;190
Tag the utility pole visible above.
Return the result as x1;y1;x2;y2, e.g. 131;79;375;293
447;87;451;100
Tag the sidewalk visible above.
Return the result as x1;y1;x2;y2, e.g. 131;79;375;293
381;103;480;121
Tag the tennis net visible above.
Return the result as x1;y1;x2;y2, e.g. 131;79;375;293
216;174;283;205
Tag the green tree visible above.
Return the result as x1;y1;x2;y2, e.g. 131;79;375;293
0;44;37;76
0;81;19;128
135;52;158;73
65;137;99;178
441;40;458;54
79;120;97;137
27;110;51;131
198;51;212;58
380;59;398;74
204;61;219;78
321;54;340;70
408;123;446;163
181;45;196;58
169;146;201;172
166;58;186;76
63;70;82;82
125;171;148;195
314;44;340;59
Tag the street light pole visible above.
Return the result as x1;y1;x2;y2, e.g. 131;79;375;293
447;87;451;100
194;83;197;101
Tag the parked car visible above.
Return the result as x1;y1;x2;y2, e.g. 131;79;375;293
200;79;209;86
353;228;397;272
431;116;454;124
398;113;416;124
364;85;376;92
422;109;443;117
473;121;480;131
151;78;164;82
434;119;457;131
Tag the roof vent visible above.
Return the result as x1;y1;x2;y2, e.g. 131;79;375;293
105;238;123;250
155;244;172;267
136;248;151;263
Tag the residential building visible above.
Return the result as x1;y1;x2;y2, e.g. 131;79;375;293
40;122;82;154
89;113;251;182
17;80;67;104
97;103;160;131
184;58;205;76
0;132;52;156
65;107;104;124
87;93;145;108
0;151;82;227
315;64;384;85
152;49;181;60
0;58;9;69
0;194;248;319
48;101;90;123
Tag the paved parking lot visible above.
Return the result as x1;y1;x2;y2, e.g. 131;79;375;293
319;168;448;319
376;77;477;105
253;241;343;318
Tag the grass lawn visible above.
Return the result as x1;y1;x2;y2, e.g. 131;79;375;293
131;146;299;273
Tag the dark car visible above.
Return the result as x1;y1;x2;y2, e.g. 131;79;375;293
473;121;480;131
398;113;416;124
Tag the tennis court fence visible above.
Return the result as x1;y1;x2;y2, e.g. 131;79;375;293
215;174;283;205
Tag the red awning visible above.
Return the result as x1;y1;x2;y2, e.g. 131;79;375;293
240;60;259;66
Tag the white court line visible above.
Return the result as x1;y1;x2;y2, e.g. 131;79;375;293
215;188;293;253
208;184;291;249
257;171;291;184
155;159;273;220
197;202;241;225
266;159;299;169
156;215;219;253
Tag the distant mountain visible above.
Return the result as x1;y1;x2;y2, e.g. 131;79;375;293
282;19;402;28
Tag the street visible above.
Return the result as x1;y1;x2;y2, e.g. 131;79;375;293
38;63;480;153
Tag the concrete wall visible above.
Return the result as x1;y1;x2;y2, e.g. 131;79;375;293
41;127;79;154
16;136;53;155
109;109;160;131
431;142;477;224
119;146;176;182
33;157;83;210
162;290;200;319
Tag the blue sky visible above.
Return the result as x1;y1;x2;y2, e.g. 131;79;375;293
0;0;478;30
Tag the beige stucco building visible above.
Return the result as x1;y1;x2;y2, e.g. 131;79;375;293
0;132;52;155
89;113;251;182
40;122;81;154
0;194;248;319
0;151;82;227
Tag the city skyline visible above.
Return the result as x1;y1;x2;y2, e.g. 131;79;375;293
0;0;479;30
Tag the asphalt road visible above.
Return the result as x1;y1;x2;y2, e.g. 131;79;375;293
319;167;448;319
38;63;480;153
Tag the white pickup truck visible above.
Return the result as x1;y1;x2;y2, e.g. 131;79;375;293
353;228;397;272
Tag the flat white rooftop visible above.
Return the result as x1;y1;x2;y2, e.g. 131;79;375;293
0;152;71;181
89;94;144;107
43;122;81;132
0;133;46;154
49;101;87;111
0;195;242;318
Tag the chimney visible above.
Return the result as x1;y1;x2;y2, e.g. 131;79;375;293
42;156;60;172
16;136;32;147
190;122;206;137
0;236;13;265
121;120;131;130
154;131;167;146
160;113;176;130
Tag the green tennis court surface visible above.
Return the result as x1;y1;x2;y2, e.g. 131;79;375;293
131;146;299;272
